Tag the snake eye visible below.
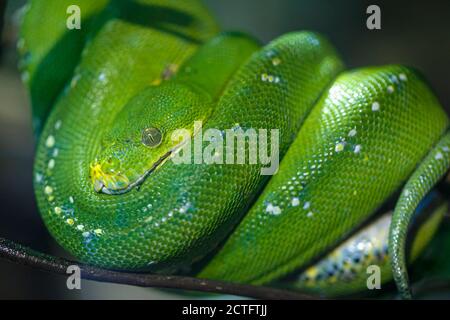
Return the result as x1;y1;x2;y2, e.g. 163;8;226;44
141;127;163;148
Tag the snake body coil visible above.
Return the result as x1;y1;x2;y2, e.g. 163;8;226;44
19;0;450;298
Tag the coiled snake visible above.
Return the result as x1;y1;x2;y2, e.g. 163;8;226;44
18;0;450;299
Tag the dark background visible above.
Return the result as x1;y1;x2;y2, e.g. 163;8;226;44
0;0;449;299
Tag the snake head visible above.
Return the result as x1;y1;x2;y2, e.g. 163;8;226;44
89;83;208;195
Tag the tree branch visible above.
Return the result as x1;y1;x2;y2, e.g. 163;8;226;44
0;237;319;299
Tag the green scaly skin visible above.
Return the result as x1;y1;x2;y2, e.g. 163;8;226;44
19;0;110;135
21;0;450;298
29;0;343;272
199;67;449;286
280;191;447;297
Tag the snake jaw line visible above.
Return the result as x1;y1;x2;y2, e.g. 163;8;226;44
91;143;185;195
90;162;130;194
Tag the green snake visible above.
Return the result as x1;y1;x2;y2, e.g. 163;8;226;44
18;0;450;299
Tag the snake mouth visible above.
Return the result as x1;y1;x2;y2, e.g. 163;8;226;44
97;151;172;195
92;140;187;195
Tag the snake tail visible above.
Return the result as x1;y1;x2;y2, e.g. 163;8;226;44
389;131;450;299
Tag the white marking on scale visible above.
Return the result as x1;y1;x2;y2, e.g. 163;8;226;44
335;142;345;153
399;73;408;81
48;159;55;169
266;203;282;215
371;102;380;112
45;135;55;148
54;120;62;130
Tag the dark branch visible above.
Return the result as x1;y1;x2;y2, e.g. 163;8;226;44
0;237;319;299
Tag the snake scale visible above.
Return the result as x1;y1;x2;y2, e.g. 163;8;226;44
18;0;450;299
